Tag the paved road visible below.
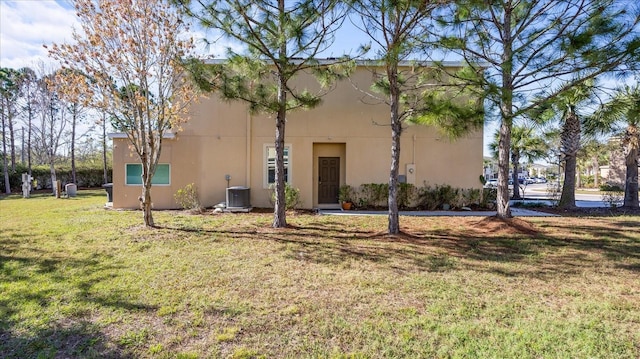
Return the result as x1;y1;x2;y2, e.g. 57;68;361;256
321;184;618;219
321;207;558;217
515;183;613;208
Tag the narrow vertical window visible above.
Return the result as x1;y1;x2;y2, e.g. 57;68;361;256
264;145;291;188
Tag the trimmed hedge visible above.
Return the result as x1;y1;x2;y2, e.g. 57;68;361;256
351;182;494;210
0;163;112;192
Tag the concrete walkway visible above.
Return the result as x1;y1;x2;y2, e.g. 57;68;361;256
319;207;558;217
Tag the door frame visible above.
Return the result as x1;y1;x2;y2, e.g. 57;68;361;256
312;143;346;208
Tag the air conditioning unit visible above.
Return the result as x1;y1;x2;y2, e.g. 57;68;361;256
226;186;251;211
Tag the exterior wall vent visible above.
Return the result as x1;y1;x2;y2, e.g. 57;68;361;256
226;186;251;211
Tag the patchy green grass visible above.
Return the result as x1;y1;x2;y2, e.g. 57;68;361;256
1;190;639;358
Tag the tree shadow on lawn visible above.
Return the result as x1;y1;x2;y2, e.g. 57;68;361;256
0;321;133;359
0;240;155;358
160;215;640;277
533;220;640;273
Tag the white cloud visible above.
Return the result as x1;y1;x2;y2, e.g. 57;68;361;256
0;0;78;69
0;1;247;69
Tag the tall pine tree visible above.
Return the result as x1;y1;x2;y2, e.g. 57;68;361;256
436;0;639;218
177;0;353;228
352;0;483;234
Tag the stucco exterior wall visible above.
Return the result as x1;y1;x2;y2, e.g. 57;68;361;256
111;66;483;209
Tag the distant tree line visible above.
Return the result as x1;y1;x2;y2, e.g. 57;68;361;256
0;65;113;194
0;162;112;192
7;0;637;230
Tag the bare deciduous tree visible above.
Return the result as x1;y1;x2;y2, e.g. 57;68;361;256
33;66;68;196
17;67;39;177
50;69;93;184
48;0;197;227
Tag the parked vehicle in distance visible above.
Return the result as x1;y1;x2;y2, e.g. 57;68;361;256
484;179;498;188
485;179;514;195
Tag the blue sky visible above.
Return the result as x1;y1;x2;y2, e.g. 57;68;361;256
0;0;495;156
0;0;233;68
0;0;77;69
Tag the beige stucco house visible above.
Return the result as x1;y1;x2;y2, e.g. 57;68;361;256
110;62;484;210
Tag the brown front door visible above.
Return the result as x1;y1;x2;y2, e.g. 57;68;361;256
318;157;340;204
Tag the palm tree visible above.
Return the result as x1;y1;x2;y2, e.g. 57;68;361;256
587;85;640;209
535;81;597;208
577;138;610;189
490;125;548;200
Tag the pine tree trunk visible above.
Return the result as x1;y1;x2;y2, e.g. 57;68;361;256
2;160;9;193
388;67;401;235
8;111;15;171
623;124;639;208
496;122;512;217
21;127;25;165
2;105;11;194
272;0;288;229
496;6;513;219
272;100;287;228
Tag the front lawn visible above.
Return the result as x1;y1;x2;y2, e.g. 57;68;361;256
1;191;639;358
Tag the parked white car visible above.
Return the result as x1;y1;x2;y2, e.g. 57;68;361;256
484;179;498;188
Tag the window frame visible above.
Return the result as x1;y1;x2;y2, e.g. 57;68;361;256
125;163;171;186
263;144;292;188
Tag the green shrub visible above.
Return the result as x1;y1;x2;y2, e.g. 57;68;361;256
435;184;457;208
580;174;595;188
600;183;623;208
417;184;449;210
357;183;388;208
546;181;562;207
338;184;354;203
174;183;203;212
397;183;416;209
416;183;486;210
482;188;497;207
600;183;623;192
416;184;438;210
463;188;482;207
270;183;302;210
511;201;548;208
